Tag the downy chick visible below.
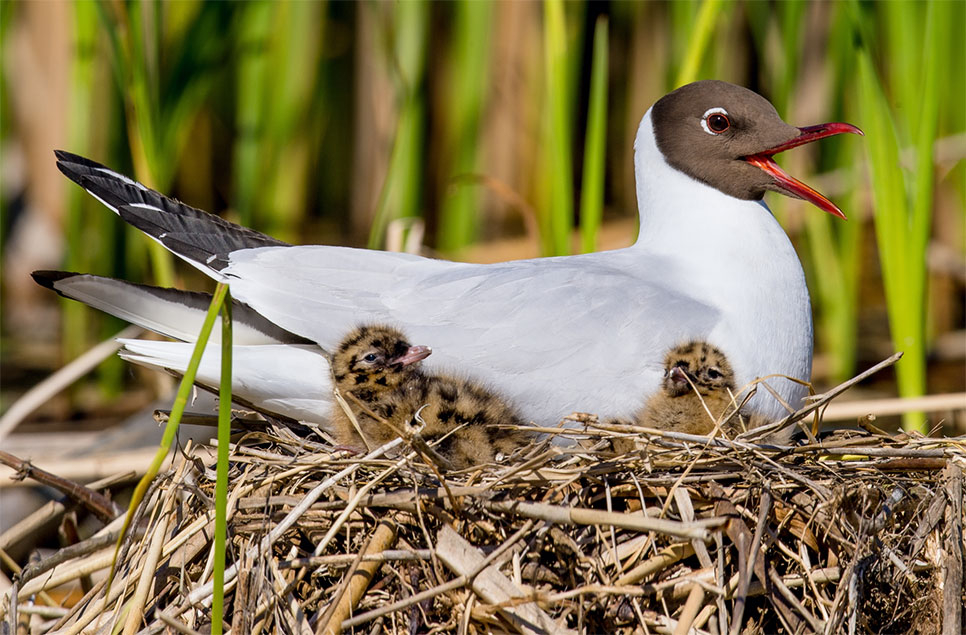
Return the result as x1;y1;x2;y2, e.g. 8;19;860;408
329;325;531;469
638;341;742;435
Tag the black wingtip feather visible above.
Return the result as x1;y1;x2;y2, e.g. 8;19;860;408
31;270;79;292
55;151;290;270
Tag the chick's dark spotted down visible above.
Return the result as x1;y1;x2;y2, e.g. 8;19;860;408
637;340;743;436
329;325;531;469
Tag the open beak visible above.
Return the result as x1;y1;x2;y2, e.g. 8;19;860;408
744;123;863;219
391;345;432;367
669;366;690;385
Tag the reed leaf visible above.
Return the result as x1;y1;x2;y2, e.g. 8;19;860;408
674;0;724;87
232;2;274;228
260;1;323;242
63;1;99;364
852;0;950;432
579;16;608;254
108;283;229;592
211;291;233;634
543;0;574;256
368;1;428;250
437;0;493;253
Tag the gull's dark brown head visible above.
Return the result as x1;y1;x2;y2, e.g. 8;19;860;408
332;325;432;395
651;80;862;218
662;340;736;398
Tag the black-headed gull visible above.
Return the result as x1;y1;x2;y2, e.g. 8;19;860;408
34;80;861;430
329;324;531;467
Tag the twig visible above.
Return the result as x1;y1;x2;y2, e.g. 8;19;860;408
341;520;537;631
672;584;706;635
942;462;963;635
742;352;904;440
183;438;404;608
821;392;966;421
729;489;772;635
317;517;398;634
0;325;142;442
482;500;723;540
0;450;119;522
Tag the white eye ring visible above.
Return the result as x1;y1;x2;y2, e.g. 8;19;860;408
700;107;730;135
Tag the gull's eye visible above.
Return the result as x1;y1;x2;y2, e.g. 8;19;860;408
701;108;730;135
707;368;722;380
363;353;379;363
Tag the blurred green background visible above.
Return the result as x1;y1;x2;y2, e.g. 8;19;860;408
1;0;963;432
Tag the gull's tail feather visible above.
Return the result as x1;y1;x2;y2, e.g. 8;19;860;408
118;339;333;424
54;150;287;277
31;271;310;346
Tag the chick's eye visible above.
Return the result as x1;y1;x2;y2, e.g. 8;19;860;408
701;108;731;135
363;353;379;362
707;368;722;379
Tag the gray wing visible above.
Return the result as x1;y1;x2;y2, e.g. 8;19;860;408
224;246;721;417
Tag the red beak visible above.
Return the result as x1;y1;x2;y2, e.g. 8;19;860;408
391;345;432;367
744;122;863;219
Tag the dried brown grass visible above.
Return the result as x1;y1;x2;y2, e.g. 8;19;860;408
3;372;965;634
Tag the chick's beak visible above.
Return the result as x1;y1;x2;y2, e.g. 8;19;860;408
744;122;863;219
669;366;690;385
391;345;432;367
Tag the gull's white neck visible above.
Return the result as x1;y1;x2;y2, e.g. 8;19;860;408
630;109;813;415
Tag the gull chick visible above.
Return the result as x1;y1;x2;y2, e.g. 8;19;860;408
638;341;744;435
330;325;531;469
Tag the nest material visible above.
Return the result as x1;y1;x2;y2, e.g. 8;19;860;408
5;411;964;635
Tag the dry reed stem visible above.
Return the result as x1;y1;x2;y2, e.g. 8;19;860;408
317;517;398;634
5;394;964;634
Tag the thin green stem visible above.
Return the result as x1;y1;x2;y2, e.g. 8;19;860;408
674;0;724;87
579;16;608;254
211;290;233;634
107;283;229;593
543;0;574;256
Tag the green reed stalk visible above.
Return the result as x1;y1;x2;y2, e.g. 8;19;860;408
259;1;322;242
543;0;574;256
233;2;274;229
117;1;177;287
437;0;493;253
368;1;428;250
63;1;98;364
674;0;724;87
108;283;229;593
805;169;863;384
579;16;608;254
96;1;226;285
211;291;232;634
854;0;950;432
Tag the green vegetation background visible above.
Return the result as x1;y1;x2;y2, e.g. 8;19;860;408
1;0;963;432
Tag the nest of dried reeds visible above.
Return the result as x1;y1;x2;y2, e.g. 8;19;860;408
4;362;965;634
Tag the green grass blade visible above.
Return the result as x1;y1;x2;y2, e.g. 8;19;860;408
232;2;274;228
909;0;949;320
674;0;724;87
211;291;233;634
437;0;493;253
259;1;323;241
63;1;99;363
107;283;229;593
856;49;927;432
367;1;428;250
579;16;608;254
543;0;574;256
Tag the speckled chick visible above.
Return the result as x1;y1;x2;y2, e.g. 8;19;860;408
329;325;531;469
638;340;742;435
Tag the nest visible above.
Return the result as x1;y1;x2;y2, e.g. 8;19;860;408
3;353;965;634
